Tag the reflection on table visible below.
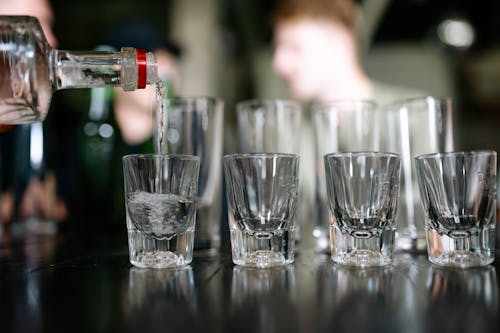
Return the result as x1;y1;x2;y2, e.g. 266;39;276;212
0;232;499;332
230;266;298;333
425;265;498;332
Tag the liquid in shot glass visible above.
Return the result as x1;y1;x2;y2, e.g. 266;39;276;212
123;154;200;268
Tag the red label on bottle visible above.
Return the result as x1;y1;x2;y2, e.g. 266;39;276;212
136;49;147;89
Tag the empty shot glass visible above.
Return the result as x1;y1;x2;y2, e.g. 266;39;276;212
415;151;497;267
324;152;401;267
123;154;200;268
224;153;300;267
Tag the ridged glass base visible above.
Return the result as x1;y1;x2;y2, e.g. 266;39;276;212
330;224;395;267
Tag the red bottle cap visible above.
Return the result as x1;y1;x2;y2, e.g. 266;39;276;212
136;49;147;89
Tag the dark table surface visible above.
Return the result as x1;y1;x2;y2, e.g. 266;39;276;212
1;226;499;333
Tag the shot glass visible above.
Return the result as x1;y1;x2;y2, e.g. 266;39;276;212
123;154;200;268
324;152;401;267
224;153;300;267
415;151;497;267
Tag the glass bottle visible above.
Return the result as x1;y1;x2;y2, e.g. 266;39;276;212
0;15;158;124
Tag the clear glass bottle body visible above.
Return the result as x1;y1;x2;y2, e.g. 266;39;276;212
0;15;157;124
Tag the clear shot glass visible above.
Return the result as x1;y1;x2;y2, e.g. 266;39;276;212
324;152;401;267
415;150;497;267
123;154;200;268
224;153;300;268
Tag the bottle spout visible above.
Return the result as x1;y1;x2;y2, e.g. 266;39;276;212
121;47;158;91
146;51;159;85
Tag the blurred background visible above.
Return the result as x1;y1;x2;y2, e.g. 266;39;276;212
51;0;499;149
3;0;498;232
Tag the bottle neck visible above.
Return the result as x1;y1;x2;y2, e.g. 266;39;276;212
51;47;158;91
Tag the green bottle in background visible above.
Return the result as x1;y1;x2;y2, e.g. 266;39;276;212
78;85;123;228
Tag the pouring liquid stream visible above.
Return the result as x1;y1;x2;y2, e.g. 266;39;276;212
154;80;168;193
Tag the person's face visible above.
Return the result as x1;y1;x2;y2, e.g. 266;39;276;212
32;0;56;47
272;19;351;101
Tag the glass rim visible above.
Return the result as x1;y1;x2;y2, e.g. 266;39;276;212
164;95;223;105
324;151;400;159
311;99;377;112
122;153;200;162
415;150;497;161
236;98;301;110
224;152;299;160
385;95;451;109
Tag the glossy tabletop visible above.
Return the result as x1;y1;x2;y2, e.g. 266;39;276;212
0;227;499;333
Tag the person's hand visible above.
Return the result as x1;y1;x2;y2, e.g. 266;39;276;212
0;124;14;133
114;86;154;145
19;172;68;222
0;191;14;224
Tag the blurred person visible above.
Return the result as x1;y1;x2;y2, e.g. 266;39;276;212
270;0;425;251
272;0;423;104
0;0;68;228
